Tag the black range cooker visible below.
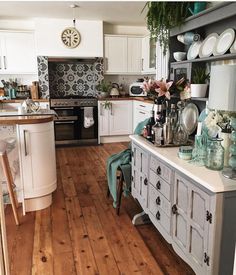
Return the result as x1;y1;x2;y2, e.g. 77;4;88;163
50;96;98;146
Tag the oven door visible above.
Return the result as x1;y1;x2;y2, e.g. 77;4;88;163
54;119;78;142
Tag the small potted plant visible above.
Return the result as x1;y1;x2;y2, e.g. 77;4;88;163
96;80;111;99
191;67;210;98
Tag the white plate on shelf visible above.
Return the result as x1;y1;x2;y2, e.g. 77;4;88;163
213;28;235;56
187;41;202;60
230;38;236;53
182;103;199;135
199;33;219;58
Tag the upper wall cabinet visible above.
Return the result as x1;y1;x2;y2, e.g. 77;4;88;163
141;35;156;74
35;18;103;57
0;31;37;74
104;35;142;74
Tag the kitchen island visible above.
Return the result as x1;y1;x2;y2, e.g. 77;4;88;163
0;112;57;213
130;135;236;275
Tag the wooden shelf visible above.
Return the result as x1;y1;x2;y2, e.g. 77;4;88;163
191;97;208;102
170;2;235;36
171;53;236;65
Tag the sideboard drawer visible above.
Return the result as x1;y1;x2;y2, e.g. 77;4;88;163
150;156;172;183
150;207;171;235
149;170;171;201
149;184;171;217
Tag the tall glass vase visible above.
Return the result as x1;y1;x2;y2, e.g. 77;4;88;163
173;107;188;145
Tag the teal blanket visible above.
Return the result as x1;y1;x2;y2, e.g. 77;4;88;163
106;118;149;207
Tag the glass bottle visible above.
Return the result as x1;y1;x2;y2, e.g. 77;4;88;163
146;110;155;142
173;107;188;145
153;105;164;146
163;116;173;145
169;104;177;130
205;138;225;171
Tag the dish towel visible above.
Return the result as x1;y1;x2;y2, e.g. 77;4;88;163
84;107;94;128
106;118;149;208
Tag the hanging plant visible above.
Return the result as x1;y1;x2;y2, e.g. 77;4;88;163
143;2;190;55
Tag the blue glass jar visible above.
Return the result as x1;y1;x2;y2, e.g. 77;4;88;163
205;138;225;170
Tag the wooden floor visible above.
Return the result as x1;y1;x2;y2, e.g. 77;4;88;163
5;143;194;275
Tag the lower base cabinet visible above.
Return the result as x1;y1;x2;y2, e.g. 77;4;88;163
131;140;236;275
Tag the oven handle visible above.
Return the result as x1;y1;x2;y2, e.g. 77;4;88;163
55;121;75;124
53;107;75;110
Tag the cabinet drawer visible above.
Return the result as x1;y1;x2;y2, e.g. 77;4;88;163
149;184;171;217
150;156;172;183
149;170;171;201
150;207;171;235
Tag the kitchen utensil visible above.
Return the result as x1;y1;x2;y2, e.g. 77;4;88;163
187;41;202;60
181;103;199;135
213;28;235;56
173;52;187;61
199;33;218;58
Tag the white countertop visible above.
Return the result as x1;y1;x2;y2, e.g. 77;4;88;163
130;135;236;193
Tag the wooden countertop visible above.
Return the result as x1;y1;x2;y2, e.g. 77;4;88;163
0;115;53;125
0;99;49;103
98;97;154;104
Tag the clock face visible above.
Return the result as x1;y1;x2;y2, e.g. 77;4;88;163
61;27;81;48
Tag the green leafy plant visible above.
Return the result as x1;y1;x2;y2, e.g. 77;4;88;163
102;101;112;110
143;2;190;55
96;80;111;94
192;67;210;84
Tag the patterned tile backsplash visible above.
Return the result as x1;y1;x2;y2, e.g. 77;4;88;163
37;56;104;98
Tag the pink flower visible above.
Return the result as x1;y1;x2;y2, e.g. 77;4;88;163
155;80;173;100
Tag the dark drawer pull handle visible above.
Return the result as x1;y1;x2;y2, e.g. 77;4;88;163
156;181;161;190
156;166;161;175
172;204;178;215
144;178;148;185
156;211;160;220
156;196;161;205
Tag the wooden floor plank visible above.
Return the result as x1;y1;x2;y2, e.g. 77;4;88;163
32;208;53;275
82;206;120;275
53;252;76;275
65;197;99;275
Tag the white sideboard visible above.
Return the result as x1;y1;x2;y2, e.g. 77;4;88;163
130;135;236;275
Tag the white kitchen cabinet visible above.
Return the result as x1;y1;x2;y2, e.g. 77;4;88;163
17;121;57;211
98;100;133;137
104;35;142;74
141;35;156;74
0;31;37;74
133;100;153;132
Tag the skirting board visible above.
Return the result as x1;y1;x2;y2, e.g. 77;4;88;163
100;135;131;143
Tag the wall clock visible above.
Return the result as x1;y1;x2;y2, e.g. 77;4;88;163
61;27;81;49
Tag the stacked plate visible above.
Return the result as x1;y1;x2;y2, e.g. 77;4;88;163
187;28;235;60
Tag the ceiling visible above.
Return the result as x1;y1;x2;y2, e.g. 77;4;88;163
0;1;148;26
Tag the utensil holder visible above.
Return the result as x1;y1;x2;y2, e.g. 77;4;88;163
190;134;207;166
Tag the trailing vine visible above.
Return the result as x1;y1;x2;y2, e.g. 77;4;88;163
143;2;190;55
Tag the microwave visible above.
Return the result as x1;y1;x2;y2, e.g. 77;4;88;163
129;82;147;97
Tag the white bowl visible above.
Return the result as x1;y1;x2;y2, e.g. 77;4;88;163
173;52;187;61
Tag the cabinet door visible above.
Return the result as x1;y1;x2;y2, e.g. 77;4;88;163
141;35;156;74
109;101;133;135
173;173;210;273
2;32;37;74
18;122;57;198
127;37;142;73
133;100;153;132
104;36;127;73
98;102;109;136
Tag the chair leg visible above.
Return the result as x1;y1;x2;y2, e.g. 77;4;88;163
106;186;110;198
116;172;123;216
1;153;20;226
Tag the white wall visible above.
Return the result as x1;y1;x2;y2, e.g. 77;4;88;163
35;18;103;57
0;19;34;30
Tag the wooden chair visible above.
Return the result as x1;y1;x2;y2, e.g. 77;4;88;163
0;141;20;226
107;165;130;216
